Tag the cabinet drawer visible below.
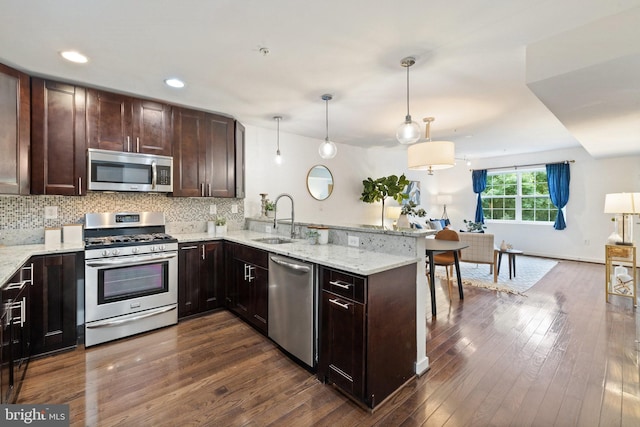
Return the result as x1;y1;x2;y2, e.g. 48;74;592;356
321;268;366;303
232;243;269;269
607;245;634;260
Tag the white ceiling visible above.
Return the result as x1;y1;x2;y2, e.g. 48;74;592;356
2;0;639;160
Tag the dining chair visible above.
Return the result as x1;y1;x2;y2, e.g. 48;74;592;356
432;229;462;301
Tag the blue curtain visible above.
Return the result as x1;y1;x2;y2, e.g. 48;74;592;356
472;170;487;223
546;162;570;230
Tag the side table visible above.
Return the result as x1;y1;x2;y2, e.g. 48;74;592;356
496;249;523;279
605;244;637;306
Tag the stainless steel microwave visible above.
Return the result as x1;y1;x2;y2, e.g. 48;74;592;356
87;148;173;193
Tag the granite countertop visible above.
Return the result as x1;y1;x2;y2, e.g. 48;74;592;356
0;242;85;287
1;230;420;288
175;230;419;276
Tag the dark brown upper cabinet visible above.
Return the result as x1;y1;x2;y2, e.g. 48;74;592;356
87;89;171;156
31;78;87;195
172;107;235;197
234;121;245;198
0;63;30;195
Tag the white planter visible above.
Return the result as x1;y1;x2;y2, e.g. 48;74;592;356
396;214;410;229
215;225;227;236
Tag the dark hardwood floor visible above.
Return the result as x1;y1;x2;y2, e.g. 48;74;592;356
18;259;640;426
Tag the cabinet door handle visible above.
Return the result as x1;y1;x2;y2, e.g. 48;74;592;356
201;245;205;260
20;297;25;327
78;176;82;194
207;183;211;197
126;136;131;152
4;281;25;291
181;245;197;250
136;136;140;153
201;183;205;197
244;264;255;282
21;263;33;286
329;298;351;310
329;280;351;290
7;298;26;327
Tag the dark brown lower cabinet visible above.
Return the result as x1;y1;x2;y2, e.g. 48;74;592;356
30;253;79;357
178;241;224;319
225;242;268;334
318;263;417;409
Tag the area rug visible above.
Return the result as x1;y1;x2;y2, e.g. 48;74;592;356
435;255;558;296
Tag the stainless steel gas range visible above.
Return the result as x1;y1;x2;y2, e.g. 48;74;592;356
83;212;178;347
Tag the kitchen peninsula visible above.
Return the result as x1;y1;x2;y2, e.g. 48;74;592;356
1;221;430;409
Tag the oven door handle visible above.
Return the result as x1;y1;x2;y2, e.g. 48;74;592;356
86;305;176;329
86;252;177;268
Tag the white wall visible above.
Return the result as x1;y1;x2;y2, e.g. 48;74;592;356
245;124;640;263
244;124;415;228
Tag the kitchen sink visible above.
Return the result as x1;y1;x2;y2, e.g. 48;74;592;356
252;237;293;245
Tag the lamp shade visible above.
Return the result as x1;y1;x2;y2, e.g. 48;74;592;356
386;206;402;219
407;140;455;171
604;192;638;213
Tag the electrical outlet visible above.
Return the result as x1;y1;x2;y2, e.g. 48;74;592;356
44;206;58;219
265;226;272;234
209;204;217;215
231;204;238;214
348;235;359;247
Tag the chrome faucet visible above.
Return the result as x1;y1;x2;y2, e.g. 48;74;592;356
273;193;295;238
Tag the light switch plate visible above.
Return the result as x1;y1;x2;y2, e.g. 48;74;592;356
348;235;359;247
44;206;58;219
265;226;272;233
209;204;217;215
231;204;238;214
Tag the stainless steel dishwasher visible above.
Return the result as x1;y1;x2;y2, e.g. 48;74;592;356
268;254;316;368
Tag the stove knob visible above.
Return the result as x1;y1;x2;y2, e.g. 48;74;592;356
150;246;156;252
158;244;166;251
132;247;140;254
102;250;110;257
111;249;121;256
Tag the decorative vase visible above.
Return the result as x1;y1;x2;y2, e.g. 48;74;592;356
500;240;508;251
397;214;410;229
266;210;275;218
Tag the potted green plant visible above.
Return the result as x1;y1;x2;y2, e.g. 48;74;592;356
306;229;319;245
398;201;427;229
463;219;486;232
215;217;227;235
360;174;411;227
265;201;275;218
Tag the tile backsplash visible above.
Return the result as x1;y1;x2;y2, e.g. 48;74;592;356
0;192;244;246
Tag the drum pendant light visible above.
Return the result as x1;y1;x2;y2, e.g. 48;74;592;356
274;116;283;165
396;57;421;144
319;94;337;159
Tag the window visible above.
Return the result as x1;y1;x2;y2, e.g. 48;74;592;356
481;169;557;223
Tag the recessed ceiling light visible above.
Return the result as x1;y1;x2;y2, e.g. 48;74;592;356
60;51;88;63
164;78;185;88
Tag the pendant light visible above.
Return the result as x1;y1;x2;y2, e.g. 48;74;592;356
407;117;455;175
396;57;421;144
319;94;337;159
273;116;283;165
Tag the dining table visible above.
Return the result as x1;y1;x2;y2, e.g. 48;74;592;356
424;239;470;316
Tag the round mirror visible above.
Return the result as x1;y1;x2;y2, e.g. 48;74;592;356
306;165;334;200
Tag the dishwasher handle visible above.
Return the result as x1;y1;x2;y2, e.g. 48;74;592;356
269;255;311;274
